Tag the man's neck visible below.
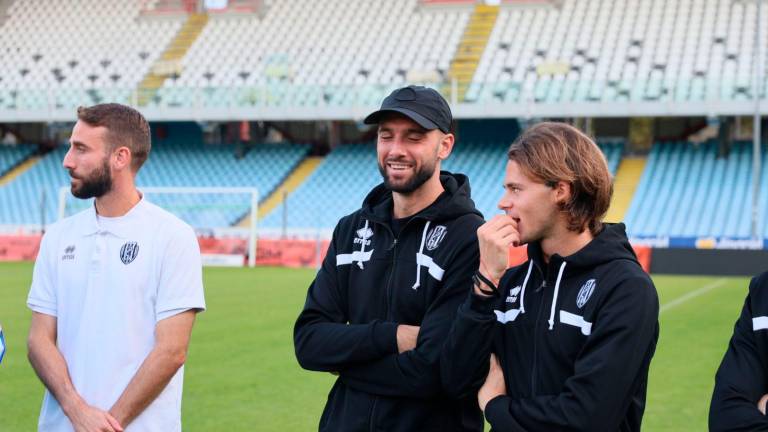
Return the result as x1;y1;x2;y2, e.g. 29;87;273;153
540;225;595;264
95;181;141;218
392;174;444;219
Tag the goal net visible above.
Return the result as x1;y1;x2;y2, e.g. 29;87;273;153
58;186;259;267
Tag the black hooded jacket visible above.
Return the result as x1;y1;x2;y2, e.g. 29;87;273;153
441;223;659;431
294;172;485;432
710;272;768;431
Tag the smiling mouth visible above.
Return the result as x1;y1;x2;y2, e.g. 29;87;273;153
387;161;413;171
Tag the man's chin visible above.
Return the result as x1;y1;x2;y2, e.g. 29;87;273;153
385;176;411;188
386;169;414;182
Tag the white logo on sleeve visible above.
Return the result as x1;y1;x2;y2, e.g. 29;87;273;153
425;225;447;251
576;279;596;308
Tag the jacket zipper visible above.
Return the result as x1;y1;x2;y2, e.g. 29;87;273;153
384;236;398;320
368;398;378;432
381;217;422;320
369;218;421;432
369;224;396;432
530;265;547;395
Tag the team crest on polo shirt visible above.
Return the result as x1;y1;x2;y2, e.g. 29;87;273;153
426;225;447;251
577;279;596;308
119;241;140;265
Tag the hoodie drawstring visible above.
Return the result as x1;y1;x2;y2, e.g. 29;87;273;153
519;260;533;314
412;221;431;289
357;219;369;269
547;261;567;330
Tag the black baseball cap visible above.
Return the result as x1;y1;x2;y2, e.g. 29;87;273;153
364;85;452;133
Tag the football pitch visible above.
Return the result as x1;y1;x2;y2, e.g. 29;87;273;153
0;262;751;431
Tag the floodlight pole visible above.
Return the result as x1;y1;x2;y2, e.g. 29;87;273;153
752;0;763;240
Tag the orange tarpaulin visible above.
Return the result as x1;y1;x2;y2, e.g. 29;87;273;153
0;235;41;261
0;235;651;273
197;237;330;268
255;239;330;268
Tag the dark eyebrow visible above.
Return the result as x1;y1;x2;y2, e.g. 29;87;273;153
69;140;87;148
504;182;522;189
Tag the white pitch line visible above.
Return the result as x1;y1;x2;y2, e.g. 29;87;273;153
660;278;729;314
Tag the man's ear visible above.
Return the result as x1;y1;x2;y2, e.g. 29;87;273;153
437;133;455;160
553;180;572;205
113;146;133;171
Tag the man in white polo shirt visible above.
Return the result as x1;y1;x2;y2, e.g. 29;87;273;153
27;103;206;432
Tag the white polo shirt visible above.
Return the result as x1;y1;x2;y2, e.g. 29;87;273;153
27;196;206;432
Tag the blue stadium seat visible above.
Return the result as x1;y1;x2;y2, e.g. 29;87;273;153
624;141;768;239
0;142;308;228
261;139;623;230
0;144;36;175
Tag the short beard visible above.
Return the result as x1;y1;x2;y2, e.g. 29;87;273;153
70;158;112;199
378;159;436;194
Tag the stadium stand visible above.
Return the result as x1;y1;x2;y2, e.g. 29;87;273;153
154;0;470;108
0;0;763;245
0;0;180;109
259;139;624;230
0;144;35;176
0;138;308;228
2;0;765;111
468;0;768;104
624;140;768;240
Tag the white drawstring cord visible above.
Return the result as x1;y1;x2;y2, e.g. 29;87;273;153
412;221;431;289
548;261;567;330
519;260;533;314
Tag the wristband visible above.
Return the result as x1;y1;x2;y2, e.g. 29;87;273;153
473;271;499;296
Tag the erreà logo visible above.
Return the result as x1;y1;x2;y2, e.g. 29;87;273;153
61;245;76;261
576;279;596;308
353;227;373;246
506;286;522;304
426;225;447;251
120;241;140;265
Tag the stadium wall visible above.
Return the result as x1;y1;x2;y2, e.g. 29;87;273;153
650;248;768;276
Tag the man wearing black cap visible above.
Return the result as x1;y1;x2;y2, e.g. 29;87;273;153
294;85;485;431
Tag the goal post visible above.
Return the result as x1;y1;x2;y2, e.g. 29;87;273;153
58;186;259;267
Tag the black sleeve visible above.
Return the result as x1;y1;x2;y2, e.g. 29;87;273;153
709;275;768;432
338;235;481;398
294;224;399;372
484;276;659;432
440;281;500;399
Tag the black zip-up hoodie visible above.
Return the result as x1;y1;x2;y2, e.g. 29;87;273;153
441;223;659;431
295;172;485;432
710;272;768;431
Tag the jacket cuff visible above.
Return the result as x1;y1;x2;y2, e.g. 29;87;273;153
467;289;497;315
484;395;510;427
373;321;399;355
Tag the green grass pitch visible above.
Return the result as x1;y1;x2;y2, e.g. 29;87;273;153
0;261;751;430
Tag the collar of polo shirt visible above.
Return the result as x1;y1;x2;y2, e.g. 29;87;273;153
79;193;148;239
